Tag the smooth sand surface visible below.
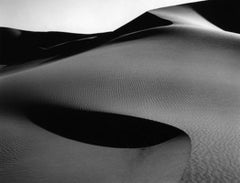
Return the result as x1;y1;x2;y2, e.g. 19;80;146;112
1;3;240;183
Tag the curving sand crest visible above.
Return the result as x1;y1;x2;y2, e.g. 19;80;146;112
1;1;240;183
0;0;206;33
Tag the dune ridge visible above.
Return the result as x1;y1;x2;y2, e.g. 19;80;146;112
0;0;206;34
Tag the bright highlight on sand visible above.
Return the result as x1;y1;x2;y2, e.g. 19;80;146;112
0;0;206;33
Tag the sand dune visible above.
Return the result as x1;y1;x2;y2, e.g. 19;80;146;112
0;0;206;33
1;1;240;183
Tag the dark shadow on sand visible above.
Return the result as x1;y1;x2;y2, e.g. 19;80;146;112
26;104;185;148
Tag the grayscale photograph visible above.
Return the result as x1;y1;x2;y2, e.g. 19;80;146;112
0;0;239;182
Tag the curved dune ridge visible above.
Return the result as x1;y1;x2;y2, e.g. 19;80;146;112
1;1;240;183
0;0;206;33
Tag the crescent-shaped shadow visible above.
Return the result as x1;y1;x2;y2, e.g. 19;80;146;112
26;104;188;148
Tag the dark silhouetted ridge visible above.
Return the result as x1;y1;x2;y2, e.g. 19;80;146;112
0;13;171;73
26;104;185;148
0;27;106;67
191;0;240;34
106;12;172;43
113;12;172;36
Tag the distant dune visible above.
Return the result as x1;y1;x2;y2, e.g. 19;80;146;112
1;1;240;183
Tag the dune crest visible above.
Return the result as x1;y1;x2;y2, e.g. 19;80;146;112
150;6;222;31
0;0;206;33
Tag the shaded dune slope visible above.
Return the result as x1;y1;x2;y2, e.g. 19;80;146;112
191;0;240;34
0;12;172;73
26;104;185;148
0;27;107;68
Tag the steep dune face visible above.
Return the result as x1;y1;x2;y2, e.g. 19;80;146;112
191;0;240;34
1;1;240;183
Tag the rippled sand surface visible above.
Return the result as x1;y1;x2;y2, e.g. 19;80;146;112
1;1;240;182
